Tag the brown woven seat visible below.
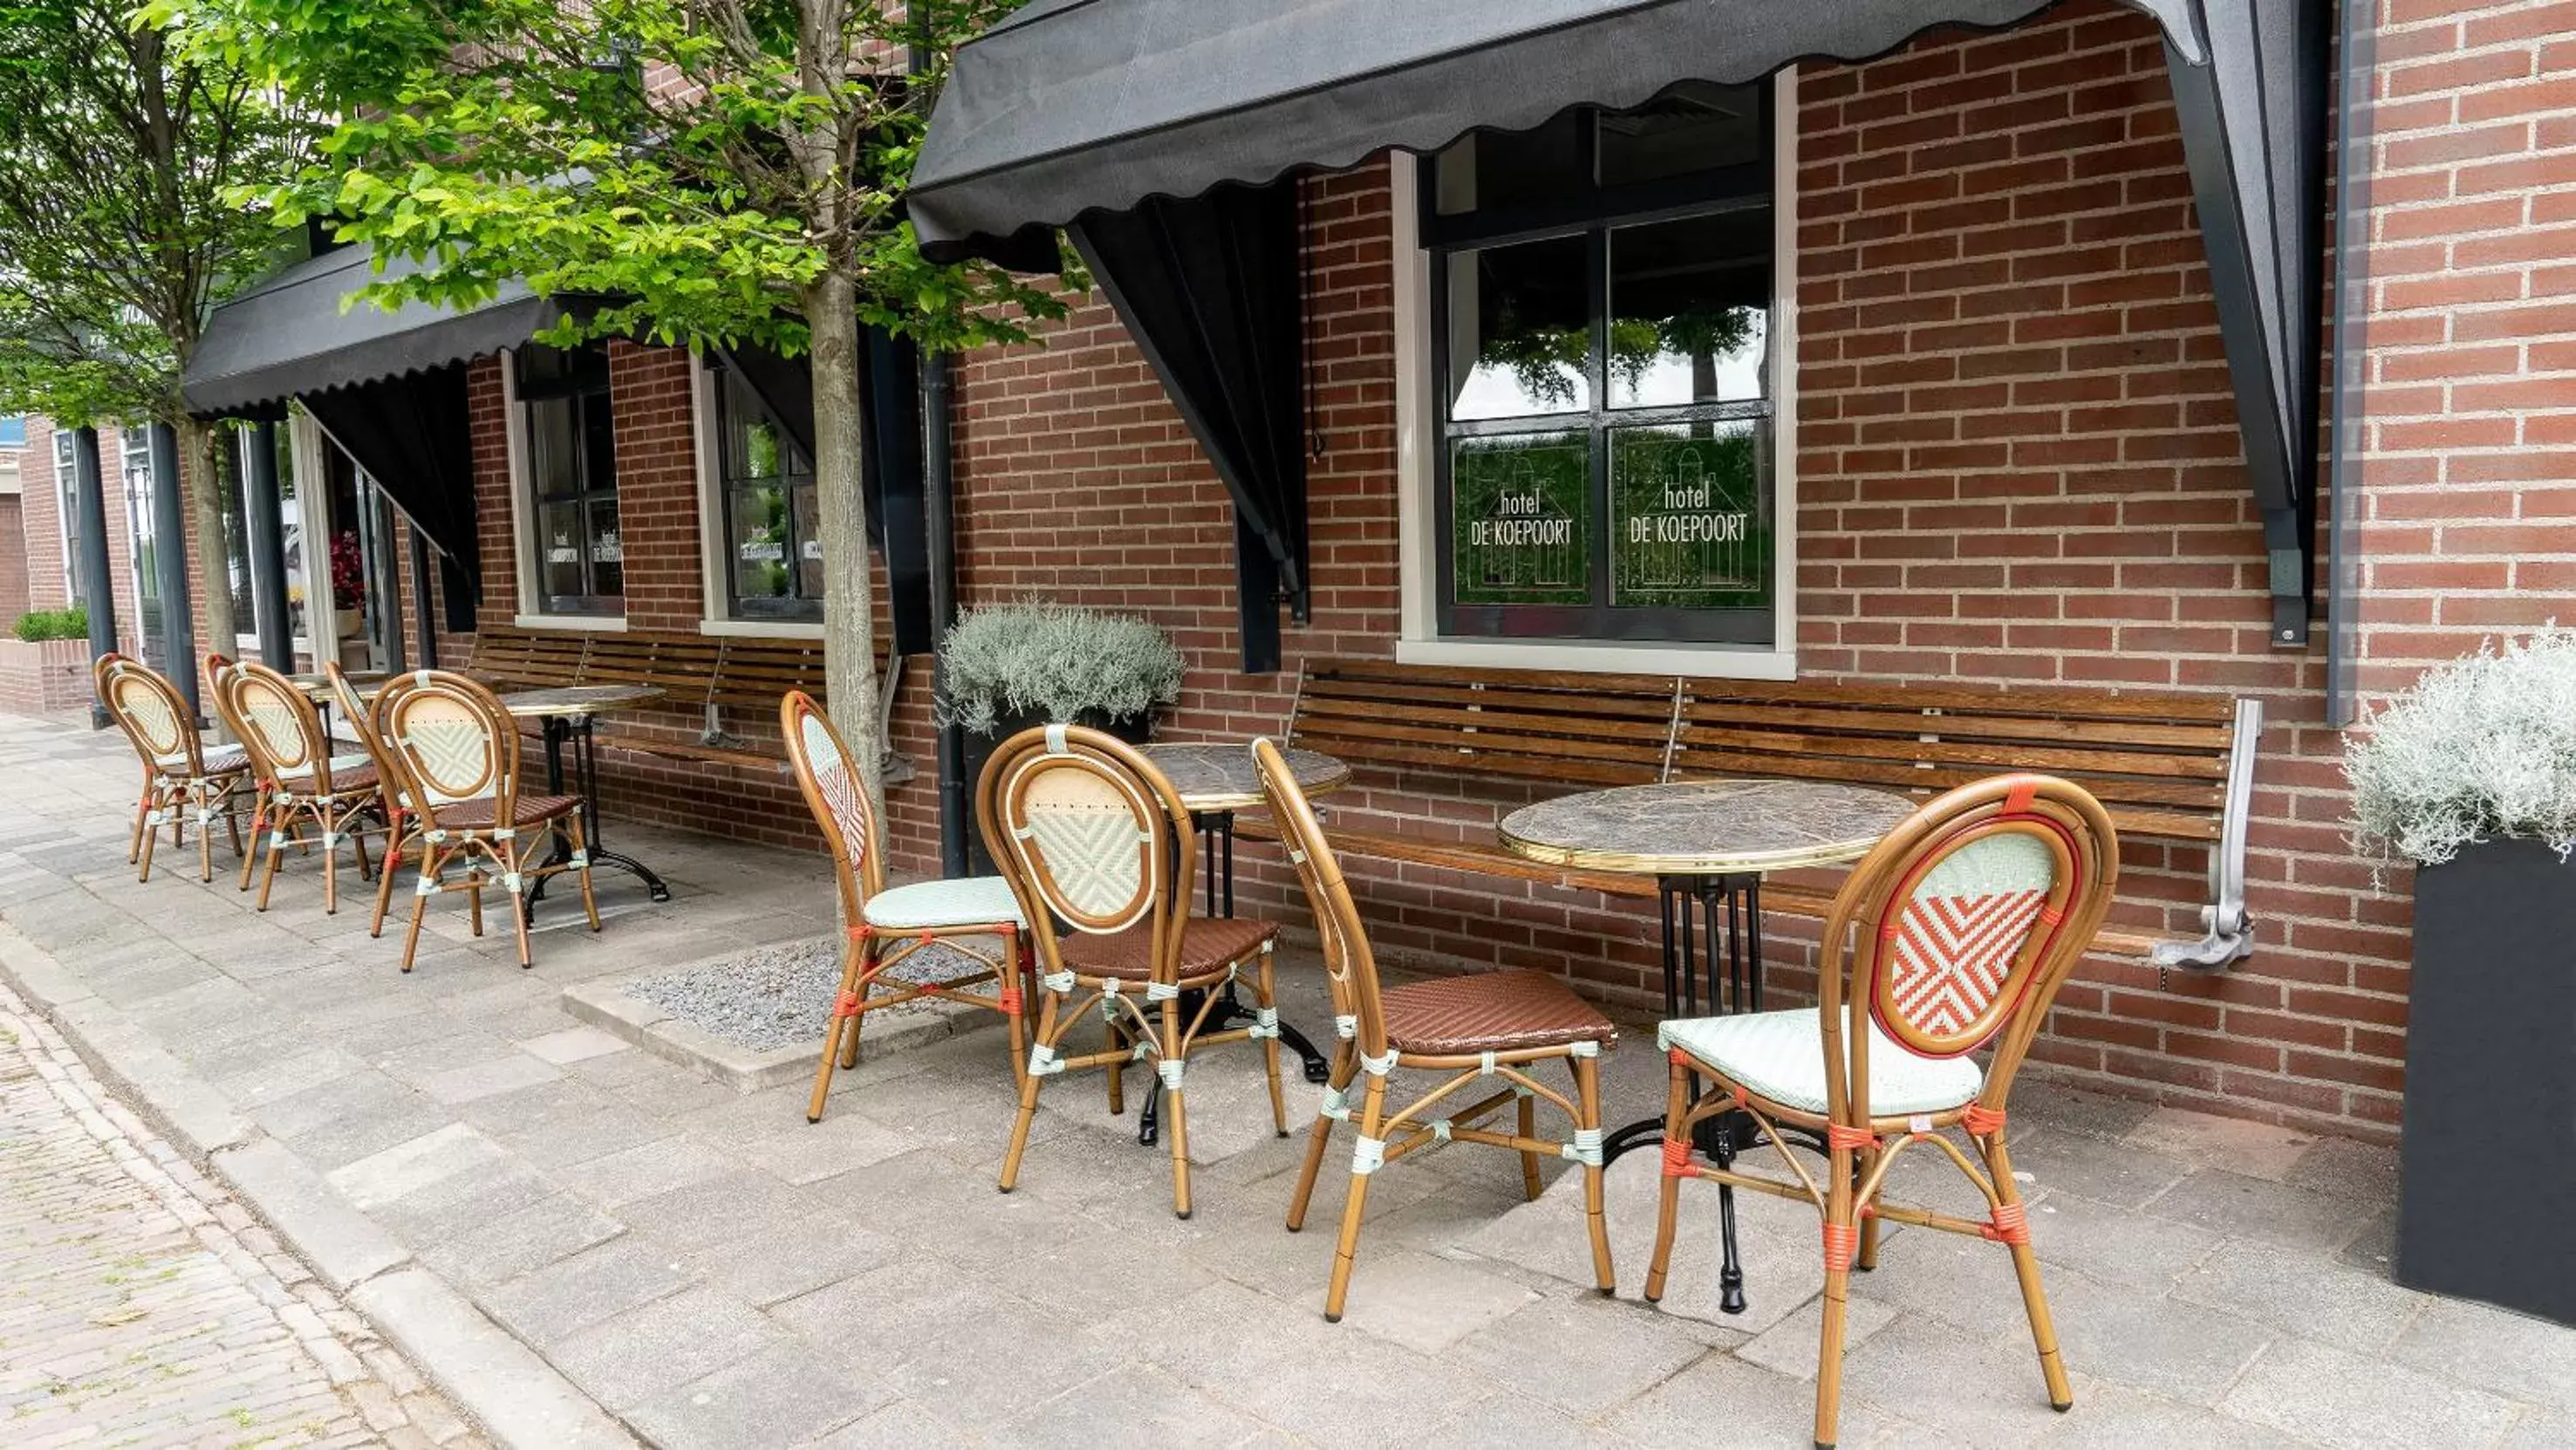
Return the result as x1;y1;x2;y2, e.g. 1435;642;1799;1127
275;763;382;797
434;794;580;831
1060;917;1279;981
1381;971;1617;1057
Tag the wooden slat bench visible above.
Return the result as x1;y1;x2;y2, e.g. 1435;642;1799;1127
462;626;847;772
1269;658;2265;967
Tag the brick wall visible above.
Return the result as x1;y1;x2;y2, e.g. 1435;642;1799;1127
876;0;2576;1145
0;493;27;623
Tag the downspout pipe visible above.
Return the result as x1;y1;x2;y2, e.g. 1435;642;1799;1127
243;422;294;669
73;427;120;729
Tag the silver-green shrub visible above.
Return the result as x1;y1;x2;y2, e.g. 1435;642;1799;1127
2346;626;2576;867
934;601;1185;735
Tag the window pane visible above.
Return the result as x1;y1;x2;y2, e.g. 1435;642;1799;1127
1596;81;1766;187
525;397;579;499
1448;235;1591;420
791;478;823;600
1451;432;1589;606
581;393;618;494
540;503;586;599
1434;113;1589;216
729;481;791;603
1609;422;1770;610
1608;209;1772;409
588;500;624;598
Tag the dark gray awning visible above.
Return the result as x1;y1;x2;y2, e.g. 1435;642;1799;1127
184;246;571;418
913;0;2327;646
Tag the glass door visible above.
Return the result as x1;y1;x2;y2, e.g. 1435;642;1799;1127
120;429;165;671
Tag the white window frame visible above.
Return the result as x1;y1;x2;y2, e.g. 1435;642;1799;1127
693;358;826;640
1393;65;1800;681
52;430;79;602
502;346;628;633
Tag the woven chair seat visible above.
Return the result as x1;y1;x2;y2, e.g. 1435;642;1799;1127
862;875;1026;932
1659;1007;1983;1118
1059;916;1277;981
273;760;381;797
159;743;250;776
432;795;580;831
1380;970;1617;1057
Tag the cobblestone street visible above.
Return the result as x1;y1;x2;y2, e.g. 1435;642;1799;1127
0;981;485;1449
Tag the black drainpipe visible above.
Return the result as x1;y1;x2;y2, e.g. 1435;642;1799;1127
924;350;967;879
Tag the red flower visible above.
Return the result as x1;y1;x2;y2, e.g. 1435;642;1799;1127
331;531;366;599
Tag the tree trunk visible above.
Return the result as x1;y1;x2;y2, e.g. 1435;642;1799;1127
177;413;239;698
804;270;886;813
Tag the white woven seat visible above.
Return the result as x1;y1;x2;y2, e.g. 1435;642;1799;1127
862;874;1024;933
1658;1008;1983;1118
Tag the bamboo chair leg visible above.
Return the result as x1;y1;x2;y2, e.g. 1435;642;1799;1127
1001;935;1031;1090
807;936;870;1124
1162;995;1192;1220
1255;947;1287;1138
350;809;372;883
1989;1138;2072;1411
127;783;149;865
1575;1052;1615;1296
1104;1012;1126;1116
506;844;536;969
1643;1054;1693;1303
570;816;600;931
467;872;484;937
224;793;243;861
1855;1146;1884;1272
255;817;287;910
372;827;407;938
1814;1142;1858;1450
1322;1070;1388;1323
1287;1041;1355;1232
997;992;1060;1194
238;798;264;892
1518;1088;1544;1202
838;937;877;1071
400;845;440;972
136;792;161;883
322;809;341;915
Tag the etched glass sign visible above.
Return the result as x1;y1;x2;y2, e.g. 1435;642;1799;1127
1452;434;1588;605
1611;422;1768;610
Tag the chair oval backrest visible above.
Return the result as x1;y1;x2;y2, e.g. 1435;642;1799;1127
101;658;196;772
228;662;329;785
374;670;516;816
327;662;407;805
1253;737;1390;1057
979;724;1192;981
1820;774;2118;1121
780;690;883;924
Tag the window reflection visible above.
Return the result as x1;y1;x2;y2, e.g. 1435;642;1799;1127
1446;234;1590;420
1609;209;1771;410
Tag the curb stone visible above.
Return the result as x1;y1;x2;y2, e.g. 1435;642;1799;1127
0;917;639;1450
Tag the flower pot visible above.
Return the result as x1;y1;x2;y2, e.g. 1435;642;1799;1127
334;607;363;640
960;707;1156;878
2395;837;2576;1327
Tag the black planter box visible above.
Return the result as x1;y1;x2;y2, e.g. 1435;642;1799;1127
2396;836;2576;1327
958;708;1153;877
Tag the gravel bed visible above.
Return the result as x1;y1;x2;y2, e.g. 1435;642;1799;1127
623;935;990;1052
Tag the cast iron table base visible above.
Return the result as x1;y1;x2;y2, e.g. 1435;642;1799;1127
527;713;671;909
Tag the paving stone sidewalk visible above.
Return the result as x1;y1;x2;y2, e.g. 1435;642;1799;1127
6;704;2576;1448
0;978;487;1449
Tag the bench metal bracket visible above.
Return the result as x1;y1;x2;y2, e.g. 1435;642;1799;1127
2150;697;2263;971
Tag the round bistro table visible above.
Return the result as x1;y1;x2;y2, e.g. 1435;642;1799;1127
287;669;388;735
498;685;672;905
1123;741;1352;1144
1502;776;1915;1313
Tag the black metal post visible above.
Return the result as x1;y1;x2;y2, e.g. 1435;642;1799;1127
242;422;294;669
924;349;969;879
146;423;197;717
408;530;439;668
72;427;120;728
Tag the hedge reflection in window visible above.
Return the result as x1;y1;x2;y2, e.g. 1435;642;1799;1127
1428;80;1777;646
716;368;822;622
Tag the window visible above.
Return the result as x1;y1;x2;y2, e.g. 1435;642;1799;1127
0;414;24;448
215;430;258;638
516;344;623;615
53;430;81;600
1425;79;1781;648
712;366;823;621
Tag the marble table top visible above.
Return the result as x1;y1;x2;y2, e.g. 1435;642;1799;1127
1143;742;1350;812
498;684;665;720
1500;777;1916;876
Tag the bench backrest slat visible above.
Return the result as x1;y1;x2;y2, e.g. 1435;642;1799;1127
1289;659;1678;790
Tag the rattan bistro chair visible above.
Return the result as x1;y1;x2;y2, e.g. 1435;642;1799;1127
322;663;428;939
1254;738;1619;1320
372;669;598;970
1645;774;2119;1450
781;690;1034;1123
215;660;387;913
987;724;1288;1220
96;653;249;883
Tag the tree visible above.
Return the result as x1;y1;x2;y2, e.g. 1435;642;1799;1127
176;0;1070;801
0;0;316;665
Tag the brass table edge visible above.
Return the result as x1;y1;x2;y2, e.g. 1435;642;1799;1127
1497;826;1882;878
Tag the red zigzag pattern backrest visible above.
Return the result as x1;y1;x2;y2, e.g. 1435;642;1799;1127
1873;824;2065;1056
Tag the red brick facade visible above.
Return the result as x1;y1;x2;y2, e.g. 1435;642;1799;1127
11;0;2571;1144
